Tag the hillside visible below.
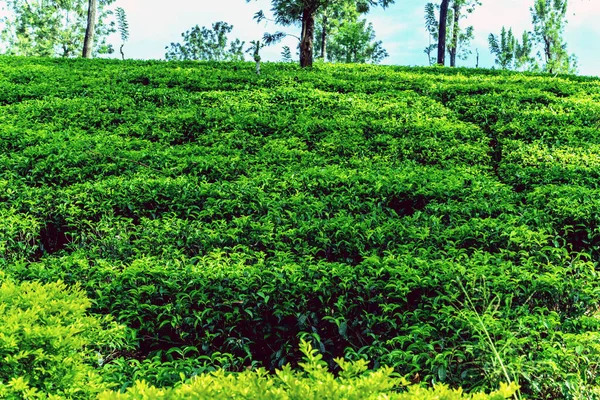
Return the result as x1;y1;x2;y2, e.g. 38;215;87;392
1;57;600;398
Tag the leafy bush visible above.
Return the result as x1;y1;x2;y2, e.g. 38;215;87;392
2;57;600;398
0;276;127;398
98;340;519;400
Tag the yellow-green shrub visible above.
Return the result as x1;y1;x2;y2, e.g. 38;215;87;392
0;277;126;399
99;340;518;400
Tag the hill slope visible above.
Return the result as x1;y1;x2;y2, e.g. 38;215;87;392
2;57;600;397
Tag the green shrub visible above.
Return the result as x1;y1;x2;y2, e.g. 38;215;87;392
98;340;519;400
2;57;600;399
0;277;127;398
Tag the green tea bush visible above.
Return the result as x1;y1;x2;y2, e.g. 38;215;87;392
0;208;40;261
0;276;127;398
98;340;519;400
2;57;600;398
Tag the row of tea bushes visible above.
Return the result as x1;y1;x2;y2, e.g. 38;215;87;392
3;56;600;397
0;272;521;399
99;341;519;400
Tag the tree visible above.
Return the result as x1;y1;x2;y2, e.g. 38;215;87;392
447;0;479;66
313;1;357;61
246;39;265;74
115;7;129;60
530;0;576;74
281;45;294;62
0;0;115;57
248;0;394;68
517;31;534;69
165;22;245;62
310;2;386;64
424;2;437;65
488;27;533;70
488;27;515;69
326;19;387;63
425;0;479;67
82;0;96;58
437;0;449;66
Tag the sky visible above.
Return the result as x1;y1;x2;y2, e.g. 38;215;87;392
3;0;600;76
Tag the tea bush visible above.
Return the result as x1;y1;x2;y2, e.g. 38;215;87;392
0;275;127;398
2;57;600;398
98;340;519;400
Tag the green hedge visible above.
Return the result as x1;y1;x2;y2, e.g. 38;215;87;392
99;340;519;400
0;275;126;398
2;57;600;398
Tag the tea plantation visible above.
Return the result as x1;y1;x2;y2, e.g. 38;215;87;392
1;56;600;398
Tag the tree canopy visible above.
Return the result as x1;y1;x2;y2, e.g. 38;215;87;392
530;0;577;74
425;0;480;67
312;1;387;64
248;0;394;67
488;27;532;70
165;22;245;62
326;19;387;63
0;0;115;57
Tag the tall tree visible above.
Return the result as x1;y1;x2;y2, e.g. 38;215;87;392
447;0;478;66
313;3;386;63
488;27;533;70
82;0;96;58
436;0;449;66
517;31;534;69
0;0;115;57
165;22;245;61
313;1;357;61
115;7;129;60
326;19;387;63
530;0;576;74
426;0;479;67
248;0;394;68
488;27;515;70
424;2;438;65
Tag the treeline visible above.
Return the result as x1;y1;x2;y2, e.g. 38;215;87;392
0;0;581;73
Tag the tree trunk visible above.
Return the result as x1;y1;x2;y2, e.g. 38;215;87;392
320;14;327;60
544;36;552;73
300;6;316;68
437;0;450;66
82;0;96;58
449;2;460;67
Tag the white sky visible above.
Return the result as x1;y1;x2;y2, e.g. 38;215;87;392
1;0;599;76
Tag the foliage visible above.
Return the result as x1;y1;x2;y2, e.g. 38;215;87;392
530;0;577;74
1;57;600;398
247;0;394;67
424;2;438;65
424;0;480;67
115;7;129;60
325;18;387;64
311;2;386;64
98;340;518;399
488;27;533;70
0;0;116;57
115;7;129;43
0;277;127;398
246;39;265;74
164;22;244;62
281;45;294;62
